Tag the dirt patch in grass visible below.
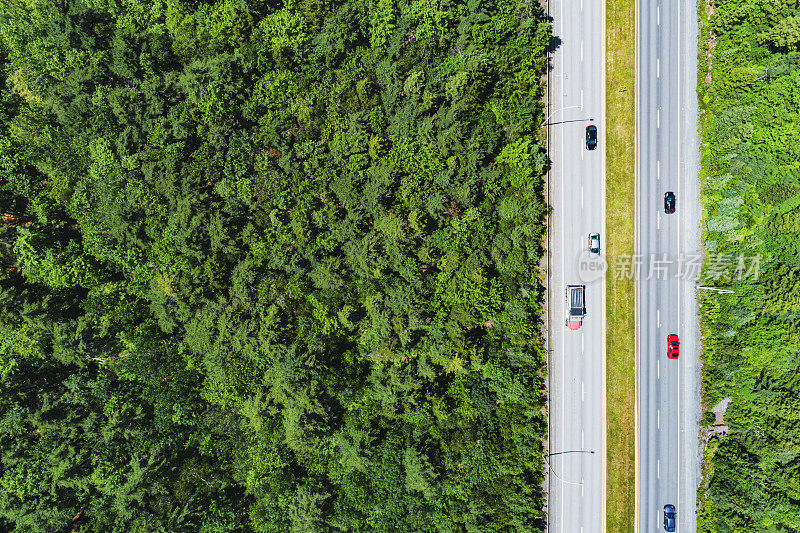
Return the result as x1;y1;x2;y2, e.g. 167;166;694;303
605;0;636;528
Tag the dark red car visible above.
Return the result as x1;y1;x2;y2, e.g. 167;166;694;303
667;334;679;359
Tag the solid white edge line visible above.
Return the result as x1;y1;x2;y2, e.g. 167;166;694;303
601;0;609;521
633;0;641;524
676;0;683;520
544;0;553;523
559;122;565;529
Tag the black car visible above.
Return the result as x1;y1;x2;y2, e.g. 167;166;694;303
585;125;597;150
664;504;676;532
664;191;676;214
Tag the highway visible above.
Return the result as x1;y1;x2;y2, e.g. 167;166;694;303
636;0;701;527
545;0;605;527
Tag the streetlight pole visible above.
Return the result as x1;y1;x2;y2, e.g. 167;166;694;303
547;450;596;457
540;104;584;127
697;286;735;294
542;455;583;486
543;450;595;486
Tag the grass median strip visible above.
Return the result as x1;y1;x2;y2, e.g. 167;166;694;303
606;0;636;528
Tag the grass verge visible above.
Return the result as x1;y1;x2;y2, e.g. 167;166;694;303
605;0;636;527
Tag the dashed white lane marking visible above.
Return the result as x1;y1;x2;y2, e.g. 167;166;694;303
581;478;585;498
657;159;661;180
657;5;660;25
657;108;661;128
657;211;662;230
581;334;585;354
657;459;661;479
657;309;661;328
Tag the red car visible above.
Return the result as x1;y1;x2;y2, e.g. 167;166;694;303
667;334;680;359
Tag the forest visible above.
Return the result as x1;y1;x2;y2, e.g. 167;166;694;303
698;0;800;529
0;0;553;530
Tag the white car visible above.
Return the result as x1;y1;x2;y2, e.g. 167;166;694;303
588;233;600;255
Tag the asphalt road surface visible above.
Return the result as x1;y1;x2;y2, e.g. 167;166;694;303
636;0;701;528
545;0;605;527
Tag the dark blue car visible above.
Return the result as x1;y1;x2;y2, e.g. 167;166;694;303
664;191;676;214
664;504;676;532
586;125;597;150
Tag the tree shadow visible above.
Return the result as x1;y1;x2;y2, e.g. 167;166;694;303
548;34;563;55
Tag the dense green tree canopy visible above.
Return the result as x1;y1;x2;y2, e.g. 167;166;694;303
698;0;800;529
0;0;552;530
